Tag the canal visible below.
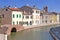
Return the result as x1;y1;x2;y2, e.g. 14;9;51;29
8;24;60;40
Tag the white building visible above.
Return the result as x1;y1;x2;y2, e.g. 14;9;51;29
2;6;60;26
1;8;23;25
12;11;23;25
57;13;60;23
23;14;32;26
42;13;51;23
32;9;41;25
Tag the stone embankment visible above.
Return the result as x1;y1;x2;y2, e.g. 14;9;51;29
23;23;60;30
0;23;60;40
0;22;60;36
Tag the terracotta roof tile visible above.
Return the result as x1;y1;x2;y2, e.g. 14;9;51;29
9;8;20;11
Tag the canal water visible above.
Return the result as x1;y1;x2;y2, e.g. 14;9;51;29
8;24;60;40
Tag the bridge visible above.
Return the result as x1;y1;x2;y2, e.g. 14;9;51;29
0;24;24;35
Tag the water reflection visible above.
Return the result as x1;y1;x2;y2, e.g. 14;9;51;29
8;24;60;40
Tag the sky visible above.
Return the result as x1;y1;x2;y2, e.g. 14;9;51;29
0;0;60;13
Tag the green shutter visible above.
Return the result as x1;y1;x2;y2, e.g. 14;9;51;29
17;14;18;18
19;15;21;18
13;21;15;25
17;21;18;24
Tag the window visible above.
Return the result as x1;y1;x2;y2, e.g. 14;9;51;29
6;9;8;11
19;14;21;18
31;16;32;19
45;20;47;23
36;11;39;13
17;21;18;24
36;20;39;24
26;22;28;25
16;14;18;18
40;13;43;16
19;22;23;25
50;20;52;23
13;14;15;18
26;16;29;19
19;22;22;24
23;16;24;19
37;11;39;13
23;22;28;25
36;11;38;13
30;21;32;25
13;21;15;25
45;16;48;19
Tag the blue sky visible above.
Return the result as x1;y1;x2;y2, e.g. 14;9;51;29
0;0;60;12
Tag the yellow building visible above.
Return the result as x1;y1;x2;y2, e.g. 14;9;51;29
50;12;57;23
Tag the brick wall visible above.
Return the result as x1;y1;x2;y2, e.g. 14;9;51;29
1;9;12;25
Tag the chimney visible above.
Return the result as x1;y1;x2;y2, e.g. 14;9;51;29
43;6;48;12
4;5;10;11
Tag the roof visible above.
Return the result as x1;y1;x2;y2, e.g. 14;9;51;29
21;6;33;15
21;6;40;15
43;12;57;15
50;12;57;15
0;8;12;15
9;8;21;11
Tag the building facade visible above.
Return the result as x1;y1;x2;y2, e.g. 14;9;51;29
12;11;23;25
1;8;23;25
0;6;60;26
23;15;32;26
57;13;60;23
32;9;41;25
